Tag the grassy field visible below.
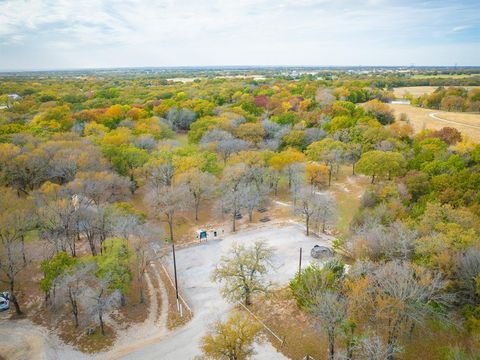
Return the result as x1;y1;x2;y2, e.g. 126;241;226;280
393;86;478;98
389;103;480;142
411;74;477;79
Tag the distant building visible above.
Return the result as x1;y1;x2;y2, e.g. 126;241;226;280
8;94;22;101
390;99;411;105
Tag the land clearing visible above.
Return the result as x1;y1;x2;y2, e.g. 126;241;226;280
120;223;334;360
389;103;480;142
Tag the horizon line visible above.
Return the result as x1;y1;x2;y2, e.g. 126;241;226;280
1;64;480;74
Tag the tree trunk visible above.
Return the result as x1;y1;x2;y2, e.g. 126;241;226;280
138;272;145;304
352;162;356;176
88;235;97;256
244;290;251;306
305;216;310;236
232;212;236;232
195;202;199;221
99;311;105;336
328;331;335;360
248;210;253;222
371;174;376;184
69;289;79;327
9;280;22;315
21;235;27;266
386;318;401;360
322;220;326;233
328;167;332;187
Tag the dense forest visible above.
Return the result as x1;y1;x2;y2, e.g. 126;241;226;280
1;70;480;359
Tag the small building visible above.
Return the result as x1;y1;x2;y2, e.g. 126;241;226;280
390;99;411;105
8;94;22;101
196;227;224;242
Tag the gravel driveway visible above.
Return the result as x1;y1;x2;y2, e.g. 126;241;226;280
121;223;333;360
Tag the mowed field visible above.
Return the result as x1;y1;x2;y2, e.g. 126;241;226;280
389;103;480;142
393;85;478;98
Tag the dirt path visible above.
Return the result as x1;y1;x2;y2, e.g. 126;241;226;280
429;112;480;130
101;263;170;360
150;263;169;328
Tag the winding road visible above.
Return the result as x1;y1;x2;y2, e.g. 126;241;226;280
429;112;480;130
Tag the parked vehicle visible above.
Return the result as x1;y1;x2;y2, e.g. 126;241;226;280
0;292;10;312
310;245;333;259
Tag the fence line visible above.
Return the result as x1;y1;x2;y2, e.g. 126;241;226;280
159;263;193;315
237;301;284;346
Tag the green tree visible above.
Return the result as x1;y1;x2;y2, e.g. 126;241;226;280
96;238;132;306
306;138;346;186
356;150;406;183
40;252;77;304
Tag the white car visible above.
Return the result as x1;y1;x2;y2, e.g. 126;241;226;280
0;292;10;312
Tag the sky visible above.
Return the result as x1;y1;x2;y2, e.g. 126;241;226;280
0;0;479;70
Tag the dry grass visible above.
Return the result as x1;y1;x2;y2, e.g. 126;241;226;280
249;288;327;360
59;323;116;354
389;103;480;142
158;264;192;330
393;86;478;98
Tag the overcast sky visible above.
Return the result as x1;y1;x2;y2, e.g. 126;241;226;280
0;0;479;70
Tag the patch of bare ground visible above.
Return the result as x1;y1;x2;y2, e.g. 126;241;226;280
250;288;327;360
59;323;116;354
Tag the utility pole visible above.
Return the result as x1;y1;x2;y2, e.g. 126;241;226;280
298;247;302;274
171;241;180;312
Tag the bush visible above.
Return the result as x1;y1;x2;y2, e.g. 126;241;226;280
289;262;344;310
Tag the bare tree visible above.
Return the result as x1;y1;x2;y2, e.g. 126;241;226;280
37;197;79;256
178;169;216;221
217;138;251;164
289;164;305;207
144;159;175;190
356;333;402;360
219;164;247;232
240;182;267;222
166;107;196;130
349;220;417;261
132;224;164;304
454;248;480;306
146;183;188;244
310;291;347;360
295;187;319;236
369;261;451;360
316;87;336;106
56;262;94;327
0;207;29;314
313;192;338;233
212;241;274;306
67;171;131;206
84;276;121;336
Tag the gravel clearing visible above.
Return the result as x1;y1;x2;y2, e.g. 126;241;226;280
120;223;333;360
0;223;332;360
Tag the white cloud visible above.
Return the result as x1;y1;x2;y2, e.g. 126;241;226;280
0;0;479;69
